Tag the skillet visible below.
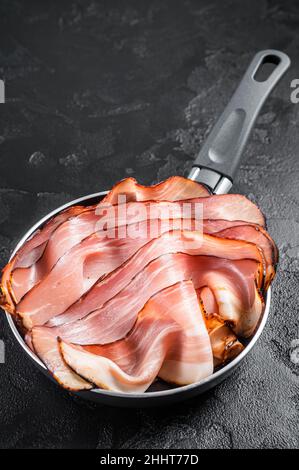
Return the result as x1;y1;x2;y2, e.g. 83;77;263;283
4;50;290;407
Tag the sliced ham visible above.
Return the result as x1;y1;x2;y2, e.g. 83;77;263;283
0;175;277;395
3;189;264;310
214;225;277;287
10;218;259;303
101;176;210;205
0;206;88;312
10;192;264;305
90;194;265;229
59;281;213;393
3;176;209;307
12;230;151;307
31;282;246;393
50;254;263;344
50;232;264;328
1;177;265;313
15;206;89;269
17;232;155;327
31;327;92;391
198;287;244;367
19;230;264;330
24;331;34;352
11;177;207;269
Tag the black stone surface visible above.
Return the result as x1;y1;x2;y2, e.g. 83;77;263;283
0;0;298;449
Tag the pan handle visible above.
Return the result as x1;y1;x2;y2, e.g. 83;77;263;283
188;50;290;194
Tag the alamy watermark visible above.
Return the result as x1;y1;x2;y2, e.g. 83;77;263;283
94;196;204;243
290;339;299;365
0;340;5;363
290;79;299;103
0;79;4;103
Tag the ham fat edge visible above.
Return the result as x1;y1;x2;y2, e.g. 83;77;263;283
0;176;276;393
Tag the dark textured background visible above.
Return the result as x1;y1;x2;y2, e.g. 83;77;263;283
0;0;298;449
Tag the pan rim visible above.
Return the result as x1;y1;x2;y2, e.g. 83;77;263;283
4;190;271;399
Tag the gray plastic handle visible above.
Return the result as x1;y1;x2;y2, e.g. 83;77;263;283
190;50;290;187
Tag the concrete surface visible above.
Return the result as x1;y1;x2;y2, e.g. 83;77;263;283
0;0;298;449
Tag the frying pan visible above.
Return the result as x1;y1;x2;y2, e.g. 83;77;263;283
4;50;290;407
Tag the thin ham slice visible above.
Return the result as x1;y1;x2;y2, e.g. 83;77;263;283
83;194;265;228
214;225;277;287
101;176;210;205
15;206;90;270
198;287;244;367
31;327;92;391
59;281;213;393
24;331;34;351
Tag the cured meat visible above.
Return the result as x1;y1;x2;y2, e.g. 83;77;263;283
14;206;90;270
3;176;208;306
13;231;151;307
9;191;264;304
90;195;265;229
0;175;277;395
214;225;277;287
1;178;265;315
31;284;244;392
31;327;92;391
18;230;264;330
10;218;258;304
101;178;264;226
49;231;264;328
101;176;210;205
59;282;213;393
198;287;244;367
10;177;207;271
24;331;34;351
50;254;262;344
10;177;209;274
0;206;88;312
